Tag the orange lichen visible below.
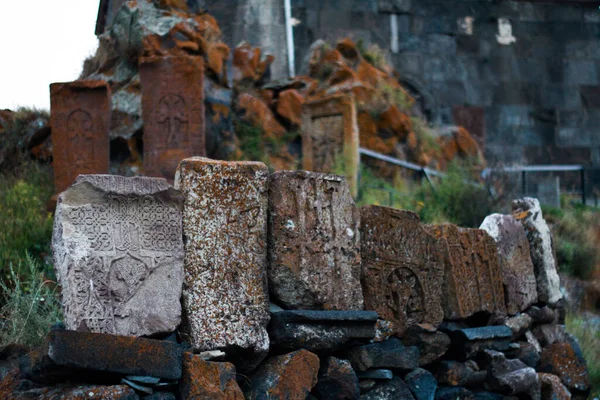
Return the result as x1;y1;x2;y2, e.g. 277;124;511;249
276;89;305;126
237;93;286;138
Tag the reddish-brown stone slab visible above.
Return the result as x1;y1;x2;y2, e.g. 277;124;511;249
360;206;445;336
50;80;111;194
426;224;506;320
140;55;205;181
301;94;359;194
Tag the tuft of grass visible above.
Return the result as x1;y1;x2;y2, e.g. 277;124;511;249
0;254;62;347
566;312;600;398
381;83;414;115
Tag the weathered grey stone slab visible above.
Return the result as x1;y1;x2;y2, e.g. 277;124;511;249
512;198;562;304
480;214;539;314
175;157;270;370
360;206;445;336
52;175;184;337
268;170;363;310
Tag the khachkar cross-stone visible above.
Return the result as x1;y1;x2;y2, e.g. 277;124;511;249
52;175;184;337
50;81;111;196
175;157;270;373
268;170;363;311
360;206;445;336
140;55;205;181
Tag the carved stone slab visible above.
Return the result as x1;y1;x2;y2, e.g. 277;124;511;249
52;175;184;337
360;206;445;336
480;214;538;315
512;198;562;305
268;170;363;310
175;157;270;369
140;56;205;181
50;81;111;195
301;94;359;195
425;224;507;320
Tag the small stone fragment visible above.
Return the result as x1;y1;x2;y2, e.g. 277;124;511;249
402;324;451;366
480;214;538;314
503;342;540;368
356;370;393;380
52;175;184;337
346;338;419;372
179;352;244;400
268;170;363;310
405;368;437;400
525;305;555;324
512;198;562;304
361;206;445;336
503;313;532;338
246;349;319;400
313;357;360;400
268;310;377;352
538;373;572;400
175;158;270;372
359;377;415;400
539;342;591;396
19;330;183;383
436;361;487;387
483;350;541;400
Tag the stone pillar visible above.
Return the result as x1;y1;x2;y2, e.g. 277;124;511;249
268;170;363;310
301;94;359;196
175;157;270;372
52;175;184;337
139;55;205;182
360;206;445;336
50;81;111;195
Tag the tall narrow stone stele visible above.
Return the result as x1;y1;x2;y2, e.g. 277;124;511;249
360;206;445;336
268;170;363;310
140;55;205;181
301;94;359;195
175;157;270;370
50;81;111;195
512;198;562;305
425;224;507;320
480;214;538;315
52;175;184;337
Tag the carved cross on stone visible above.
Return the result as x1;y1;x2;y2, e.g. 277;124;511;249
157;94;189;148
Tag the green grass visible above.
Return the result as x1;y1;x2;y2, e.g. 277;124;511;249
0;254;62;347
566;312;600;398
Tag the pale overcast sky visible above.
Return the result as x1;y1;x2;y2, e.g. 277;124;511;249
0;1;100;110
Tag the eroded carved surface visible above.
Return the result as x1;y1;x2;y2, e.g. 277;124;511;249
360;206;444;336
175;157;270;367
268;170;363;310
140;56;205;181
52;175;184;337
310;115;344;173
50;81;111;194
426;224;507;320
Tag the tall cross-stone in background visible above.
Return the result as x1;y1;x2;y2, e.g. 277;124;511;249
140;56;205;181
175;157;270;373
52;175;184;337
360;206;445;336
50;81;111;195
301;94;359;196
268;170;363;311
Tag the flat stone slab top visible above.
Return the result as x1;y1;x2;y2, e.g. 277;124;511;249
301;93;359;194
175;157;270;369
50;80;111;194
268;170;363;310
425;224;507;320
480;214;538;315
512;198;562;305
52;175;184;337
360;206;445;336
140;55;206;181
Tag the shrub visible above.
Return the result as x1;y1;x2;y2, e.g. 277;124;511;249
0;254;62;347
566;312;600;397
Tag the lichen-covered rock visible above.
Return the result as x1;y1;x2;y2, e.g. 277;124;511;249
538;373;572;400
402;324;451;366
175;158;270;372
52;175;184;337
268;170;363;310
179;353;244;399
483;350;540;400
405;368;437;400
276;89;304;126
539;342;591;396
313;357;360;400
435;360;487;387
480;214;538;314
360;377;415;400
512;198;562;304
246;350;319;400
345;338;419;372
